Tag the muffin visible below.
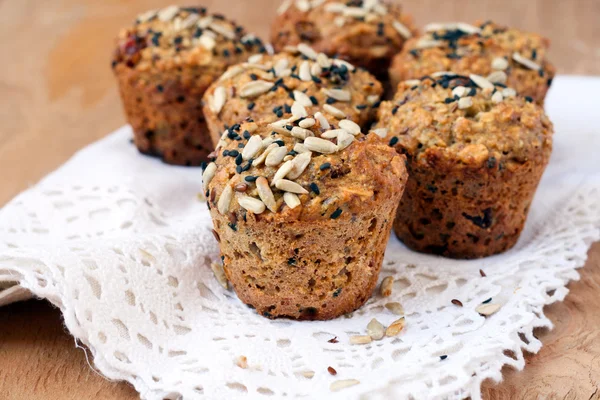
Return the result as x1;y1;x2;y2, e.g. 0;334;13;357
202;46;383;147
203;103;408;320
270;0;417;79
112;6;265;165
388;21;556;105
373;73;553;258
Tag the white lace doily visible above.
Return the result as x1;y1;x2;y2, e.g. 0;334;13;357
0;76;599;400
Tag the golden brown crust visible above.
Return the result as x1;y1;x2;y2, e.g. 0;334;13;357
270;0;417;78
112;6;264;165
388;21;556;105
205;112;407;319
374;75;553;258
202;50;383;147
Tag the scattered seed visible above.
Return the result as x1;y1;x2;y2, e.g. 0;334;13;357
469;73;494;90
240;80;275;98
328;336;339;343
392;20;412;39
256;177;277;212
235;355;248;369
323;104;346;119
304;137;338;154
202;162;217;189
265;146;288;166
339;119;361;135
217;185;233;215
385;302;404;315
479;269;487;277
476;303;501;316
440;355;448;360
283;192;301;209
276;179;308;194
380;276;393;297
458;97;473;109
512;52;541;70
330;379;360;392
287;151;312;179
367;318;385;340
210;262;228;289
237;194;266;214
491;56;509;70
327;366;337;376
451;299;463;307
385;317;405;337
349;335;372;345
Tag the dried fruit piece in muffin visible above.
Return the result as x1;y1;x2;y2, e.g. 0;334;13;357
374;73;553;259
112;6;265;165
204;107;408;320
270;0;417;79
388;21;556;105
203;46;383;147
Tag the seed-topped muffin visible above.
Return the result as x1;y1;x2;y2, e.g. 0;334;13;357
373;73;553;258
112;5;265;165
203;101;408;320
388;21;555;105
270;0;417;79
202;45;383;147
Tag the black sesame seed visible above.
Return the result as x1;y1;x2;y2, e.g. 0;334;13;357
333;288;342;297
444;97;456;104
238;143;244;148
236;165;242;174
176;95;185;103
243;130;251;139
222;150;230;157
392;106;399;115
244;176;258;182
285;124;293;130
310;96;319;105
156;84;164;92
247;102;255;110
173;36;183;45
372;100;381;108
468;88;477;96
531;49;537;60
250;73;258;80
228;223;237;231
275;140;285;147
151;32;162;46
284;104;292;113
356;104;367;110
440;355;448;361
275;109;283;117
388;136;399;146
483;298;492;304
309;183;320;195
525;96;533;103
235;154;243;165
330;208;343;219
320;162;331;171
287;257;296;265
409;49;419;57
287;150;298;156
312;76;322;84
326;97;337;104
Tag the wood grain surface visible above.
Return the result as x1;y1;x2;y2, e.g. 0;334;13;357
0;0;599;399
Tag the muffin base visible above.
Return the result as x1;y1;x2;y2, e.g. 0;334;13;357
394;153;548;259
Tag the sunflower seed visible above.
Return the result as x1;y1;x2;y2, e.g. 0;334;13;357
316;52;332;68
217;185;233;215
323;104;346;119
283;155;293;161
296;0;311;12
291;126;313;140
323;88;351;102
266;146;289;166
362;0;377;10
293;90;313;107
299;61;312;82
424;22;456;32
311;62;322;77
339;119;361;135
415;39;444;49
314;112;330;129
371;128;388;138
287;151;312;179
373;3;387;15
385;302;404;315
272;160;294;184
457;22;481;34
385;317;405;337
219;65;246;81
349;335;372;344
458;97;473;109
210;262;228;289
330;379;360;392
512;52;541;70
137;9;157;23
311;0;325;7
332;58;355;71
202;162;217;189
321;129;344;139
336;130;354;150
240;80;275;98
403;79;421;86
297;43;318;60
344;6;367;18
366;94;380;105
210;86;227;114
237;194;266;214
157;5;179;21
298;370;315;378
242;135;263;160
209;22;235;40
254;143;279;166
247;54;263;64
491;91;504;103
492;56;509;70
487;70;507;84
380;276;393;297
197;15;213;29
469;73;494;90
235;355;248;369
283;192;301;209
198;34;216;50
179;13;199;29
275;179;308;194
476;303;501;316
502;87;517;97
291;101;308;118
299;118;316;128
268;120;292;136
392;20;412;39
278;0;293;14
255;177;277;212
452;86;467;98
304;137;338;154
324;2;346;13
291;145;308;156
367;318;385;340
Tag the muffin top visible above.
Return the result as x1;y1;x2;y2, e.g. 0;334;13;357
112;5;265;72
270;0;417;75
389;21;555;103
203;104;406;223
374;73;553;168
203;46;382;132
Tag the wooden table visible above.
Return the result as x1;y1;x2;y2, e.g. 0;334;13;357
0;0;598;398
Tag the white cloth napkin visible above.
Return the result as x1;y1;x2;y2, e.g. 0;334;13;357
0;76;598;400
